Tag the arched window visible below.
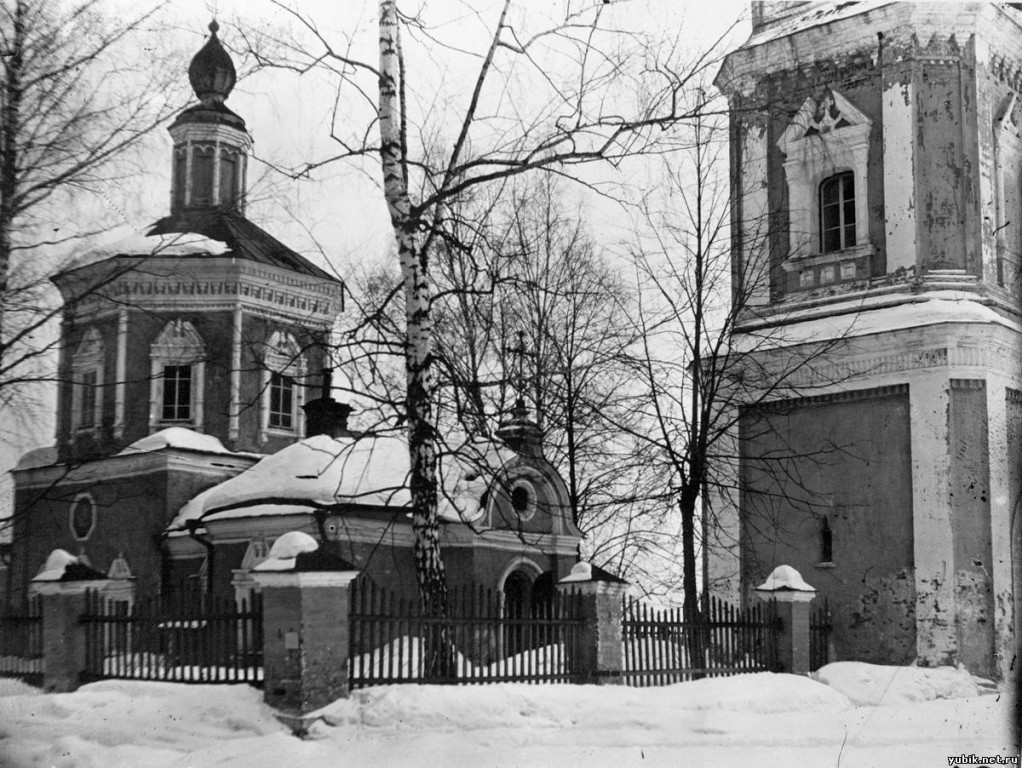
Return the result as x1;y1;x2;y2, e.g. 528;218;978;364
191;145;215;206
150;320;206;429
819;171;856;253
71;328;104;431
260;330;305;440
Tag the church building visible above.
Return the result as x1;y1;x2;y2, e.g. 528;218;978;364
711;2;1021;682
7;23;580;615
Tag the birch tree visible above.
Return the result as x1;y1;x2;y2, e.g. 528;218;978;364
243;0;733;614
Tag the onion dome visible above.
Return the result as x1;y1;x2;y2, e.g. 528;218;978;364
188;20;236;105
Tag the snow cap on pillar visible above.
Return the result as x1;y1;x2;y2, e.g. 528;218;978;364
253;530;358;574
32;549;108;583
755;564;817;602
558;560;628;585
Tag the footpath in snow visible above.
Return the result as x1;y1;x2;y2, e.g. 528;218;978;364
0;662;1016;768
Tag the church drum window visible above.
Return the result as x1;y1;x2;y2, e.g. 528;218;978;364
161;364;193;422
149;320;206;430
820;171;855;253
71;328;104;432
268;372;295;430
79;369;98;428
219;149;238;207
191;146;215;206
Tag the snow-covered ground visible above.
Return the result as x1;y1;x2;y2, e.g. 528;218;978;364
0;664;1016;767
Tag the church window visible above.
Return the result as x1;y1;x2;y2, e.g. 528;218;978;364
149;320;206;430
820;172;856;253
509;479;536;522
191;146;215;206
71;328;104;432
820;517;834;563
70;494;96;541
161;364;194;422
260;330;305;439
268;372;295;430
173;149;188;208
777;89;873;289
219;148;238;207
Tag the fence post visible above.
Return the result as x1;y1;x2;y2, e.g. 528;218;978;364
30;550;108;692
250;532;359;718
556;562;629;685
754;565;817;676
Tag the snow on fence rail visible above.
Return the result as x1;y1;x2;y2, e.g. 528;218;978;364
348;579;585;688
80;591;263;685
622;595;780;686
0;596;43;685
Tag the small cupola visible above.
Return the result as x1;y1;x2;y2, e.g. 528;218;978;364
496;398;544;459
168;20;252;217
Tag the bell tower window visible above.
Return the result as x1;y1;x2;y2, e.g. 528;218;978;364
820;172;856;253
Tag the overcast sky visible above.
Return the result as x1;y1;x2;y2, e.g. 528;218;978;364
0;0;751;514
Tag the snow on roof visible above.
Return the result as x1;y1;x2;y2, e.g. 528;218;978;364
14;445;58;471
745;2;883;48
119;428;237;456
169;433;506;531
74;227;229;267
739;293;1020;351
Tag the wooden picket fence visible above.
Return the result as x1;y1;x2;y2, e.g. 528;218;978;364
621;595;779;686
0;596;43;686
349;579;585;688
80;591;263;685
810;599;832;671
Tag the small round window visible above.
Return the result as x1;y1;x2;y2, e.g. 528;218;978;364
70;496;96;541
509;480;536;521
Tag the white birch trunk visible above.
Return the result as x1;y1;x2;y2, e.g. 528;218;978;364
378;0;448;615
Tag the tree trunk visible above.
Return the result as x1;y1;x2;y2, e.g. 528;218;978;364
378;0;448;619
679;489;705;677
0;0;26;345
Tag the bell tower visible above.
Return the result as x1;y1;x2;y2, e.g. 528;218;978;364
713;2;1021;682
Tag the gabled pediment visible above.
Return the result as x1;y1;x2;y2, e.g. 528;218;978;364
778;89;872;152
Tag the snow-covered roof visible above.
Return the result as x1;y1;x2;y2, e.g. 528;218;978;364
168;433;504;531
72;228;229;268
14;445;59;471
738;293;1021;351
118;428;239;456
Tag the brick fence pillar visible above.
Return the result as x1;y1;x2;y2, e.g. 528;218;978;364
755;565;817;675
251;532;359;716
31;549;108;692
557;561;629;685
